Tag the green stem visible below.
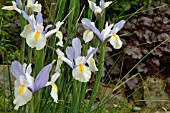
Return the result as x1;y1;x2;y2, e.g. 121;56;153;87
20;17;26;64
35;49;44;112
78;42;89;110
71;80;82;113
20;1;26;64
35;49;44;75
71;80;77;113
86;43;106;112
78;83;87;110
28;47;32;63
28;95;34;113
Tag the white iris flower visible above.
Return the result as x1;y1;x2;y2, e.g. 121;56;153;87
20;12;63;50
88;0;112;18
81;18;125;49
56;38;98;82
11;60;57;109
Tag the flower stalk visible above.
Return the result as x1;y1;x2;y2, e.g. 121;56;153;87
86;42;106;112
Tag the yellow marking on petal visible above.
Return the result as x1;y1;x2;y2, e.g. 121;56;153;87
86;30;91;35
112;34;119;41
57;30;62;35
57;57;61;61
18;85;25;94
79;64;85;72
34;31;40;40
52;83;58;92
90;58;95;62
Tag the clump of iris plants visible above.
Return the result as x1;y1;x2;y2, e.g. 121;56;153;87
2;0;126;112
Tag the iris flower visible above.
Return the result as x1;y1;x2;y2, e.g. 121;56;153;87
27;0;42;12
20;12;63;50
88;0;112;18
82;18;125;49
11;60;59;109
2;0;41;13
2;0;22;13
56;38;98;82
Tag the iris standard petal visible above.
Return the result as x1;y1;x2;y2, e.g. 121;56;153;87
11;61;25;80
66;47;74;62
72;38;82;60
87;46;95;60
83;30;94;43
109;34;123;49
16;0;22;9
36;12;43;25
86;47;98;62
20;24;33;38
34;60;56;92
100;0;105;10
72;65;91;82
111;20;125;34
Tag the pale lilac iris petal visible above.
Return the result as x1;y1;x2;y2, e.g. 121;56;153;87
16;0;22;9
66;47;74;62
36;12;43;25
99;0;105;18
81;18;102;41
21;11;35;31
34;60;56;92
43;24;52;34
11;61;25;80
32;0;35;3
72;38;82;60
91;2;97;17
81;18;91;29
100;0;105;10
111;20;126;34
86;48;98;62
